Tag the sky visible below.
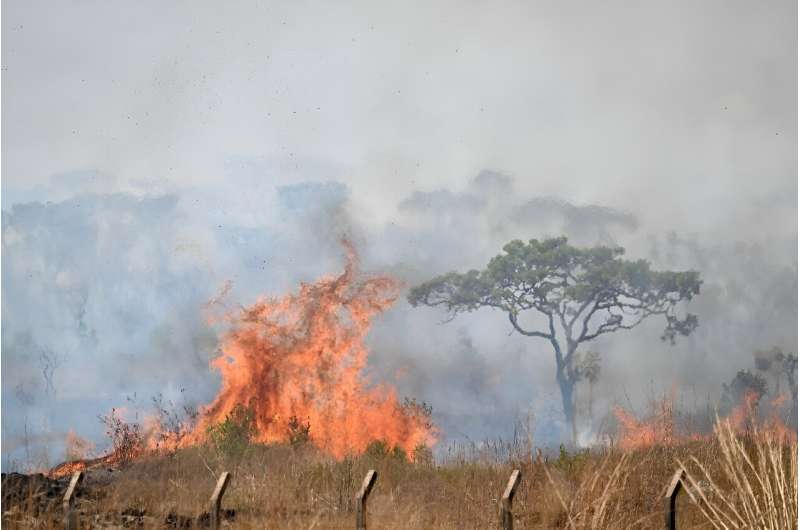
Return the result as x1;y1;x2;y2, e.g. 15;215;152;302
2;0;797;467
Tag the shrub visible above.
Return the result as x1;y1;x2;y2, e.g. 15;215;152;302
287;416;311;447
364;440;407;462
99;408;144;466
552;443;591;473
412;443;433;466
206;404;256;459
720;370;767;415
150;391;198;450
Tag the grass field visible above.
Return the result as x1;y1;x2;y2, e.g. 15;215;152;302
2;419;796;529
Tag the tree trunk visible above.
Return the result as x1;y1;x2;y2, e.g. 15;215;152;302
556;362;577;446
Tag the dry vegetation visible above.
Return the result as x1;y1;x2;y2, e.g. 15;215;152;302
2;419;796;529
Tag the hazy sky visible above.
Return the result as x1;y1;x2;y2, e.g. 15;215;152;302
4;0;796;237
2;0;797;465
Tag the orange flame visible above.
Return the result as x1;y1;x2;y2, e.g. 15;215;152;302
49;245;435;475
762;393;797;445
614;389;796;449
613;399;675;450
48;453;116;479
726;389;760;433
184;242;436;457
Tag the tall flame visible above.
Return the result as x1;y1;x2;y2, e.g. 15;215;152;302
186;242;436;457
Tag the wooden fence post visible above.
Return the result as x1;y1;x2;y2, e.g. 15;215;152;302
664;469;685;530
209;472;231;530
62;471;84;530
355;470;377;530
500;469;521;530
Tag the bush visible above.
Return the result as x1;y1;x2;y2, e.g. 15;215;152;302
99;408;144;466
150;391;198;451
287;416;311;447
552;444;591;473
364;440;407;462
720;370;767;415
206;404;256;459
412;443;434;466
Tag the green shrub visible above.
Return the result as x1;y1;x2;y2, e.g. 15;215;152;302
364;440;407;462
206;404;256;459
552;443;591;473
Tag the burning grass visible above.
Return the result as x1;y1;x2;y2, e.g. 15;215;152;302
151;241;435;459
44;243;436;485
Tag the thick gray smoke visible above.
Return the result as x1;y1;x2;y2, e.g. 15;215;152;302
2;0;796;468
3;171;796;467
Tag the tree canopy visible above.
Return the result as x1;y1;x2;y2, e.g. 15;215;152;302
408;237;701;346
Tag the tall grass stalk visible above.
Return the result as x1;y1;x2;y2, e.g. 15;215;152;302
679;418;797;530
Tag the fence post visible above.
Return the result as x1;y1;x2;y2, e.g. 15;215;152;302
209;472;231;530
62;471;84;530
355;470;377;530
500;469;521;530
664;469;684;530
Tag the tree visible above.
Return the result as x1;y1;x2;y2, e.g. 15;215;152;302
753;347;797;423
408;237;701;443
784;353;798;410
719;370;767;416
574;350;601;425
754;346;797;397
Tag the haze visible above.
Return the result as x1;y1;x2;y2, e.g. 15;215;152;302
2;0;796;466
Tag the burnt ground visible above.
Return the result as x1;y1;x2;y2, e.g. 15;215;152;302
1;470;235;529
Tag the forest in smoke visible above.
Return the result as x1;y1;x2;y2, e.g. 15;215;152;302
2;169;796;468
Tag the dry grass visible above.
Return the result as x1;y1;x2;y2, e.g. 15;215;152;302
3;425;796;529
679;420;797;529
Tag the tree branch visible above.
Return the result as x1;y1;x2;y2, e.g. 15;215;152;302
581;306;665;341
508;312;552;339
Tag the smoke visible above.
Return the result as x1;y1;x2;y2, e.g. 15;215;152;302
363;172;797;446
3;169;795;466
2;0;796;466
0;179;358;467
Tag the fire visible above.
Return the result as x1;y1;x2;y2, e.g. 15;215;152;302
762;394;796;445
614;390;796;450
183;242;436;457
49;455;113;479
613;399;675;450
48;244;435;477
726;389;760;433
49;460;89;479
50;408;148;478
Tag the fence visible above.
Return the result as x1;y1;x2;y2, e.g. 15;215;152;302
60;466;691;529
